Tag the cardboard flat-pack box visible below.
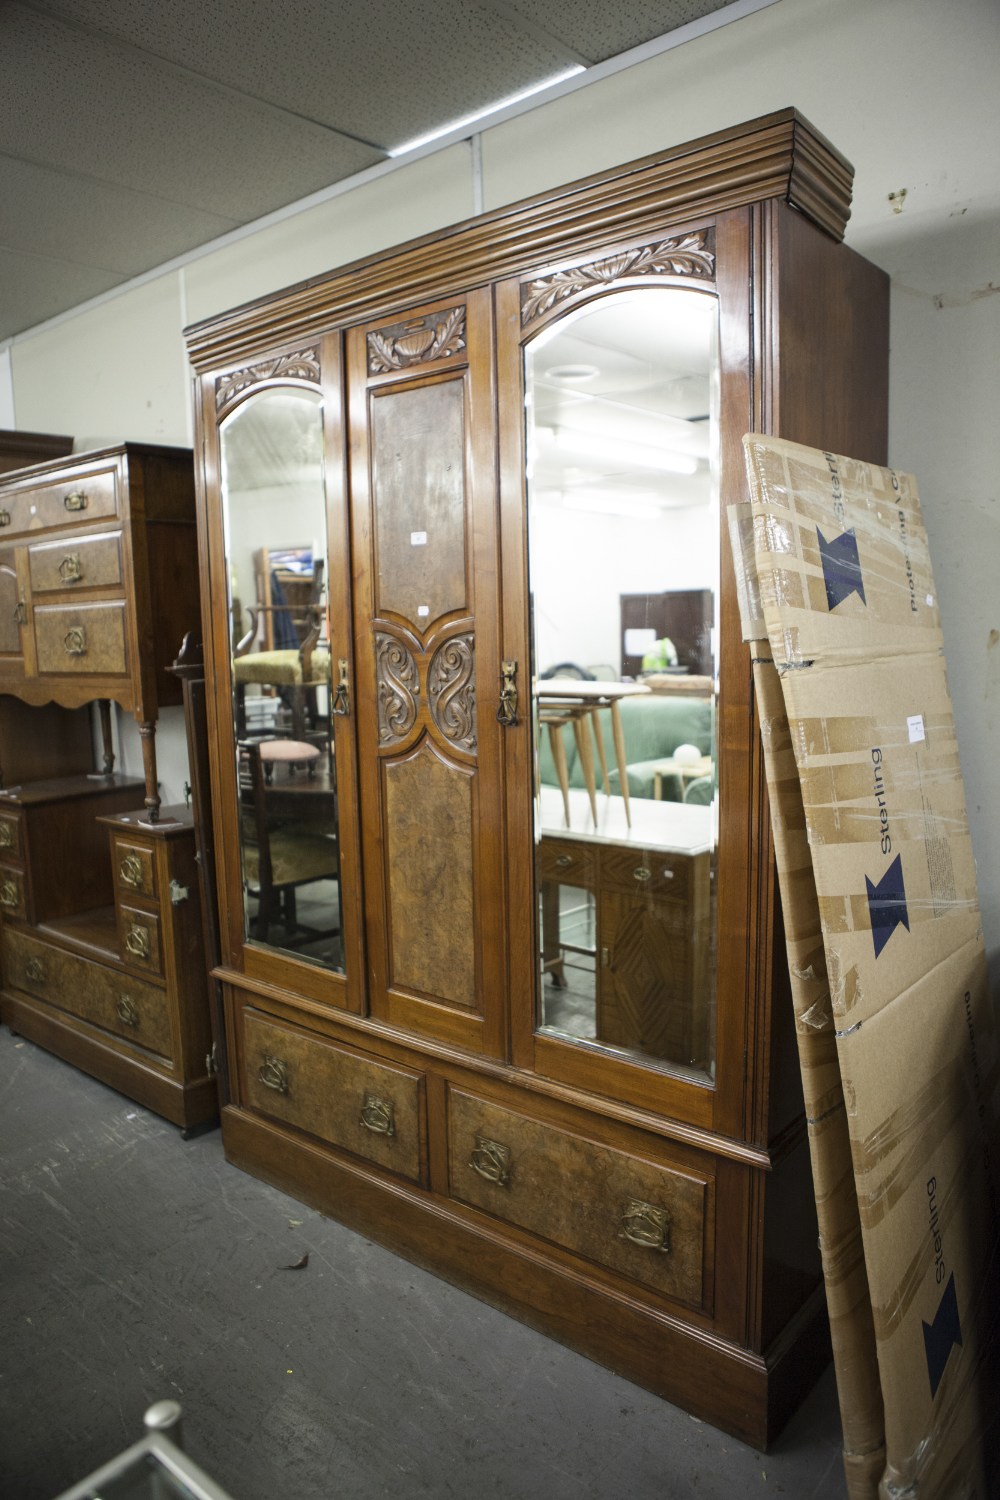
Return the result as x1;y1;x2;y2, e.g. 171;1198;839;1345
735;438;1000;1498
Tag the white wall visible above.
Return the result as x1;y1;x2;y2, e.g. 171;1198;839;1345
4;0;999;975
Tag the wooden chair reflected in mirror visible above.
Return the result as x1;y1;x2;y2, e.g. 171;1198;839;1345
232;558;331;744
236;738;341;952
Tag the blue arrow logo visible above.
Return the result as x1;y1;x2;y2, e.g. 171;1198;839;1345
923;1273;962;1399
865;854;910;958
818;527;866;610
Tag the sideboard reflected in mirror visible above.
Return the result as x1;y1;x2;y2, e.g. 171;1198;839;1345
525;287;719;1081
219;386;344;972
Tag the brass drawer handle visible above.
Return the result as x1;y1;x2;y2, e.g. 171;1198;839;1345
621;1199;671;1253
331;658;350;716
556;854;573;868
119;853;144;888
64;490;88;512
360;1093;396;1136
14;598;26;625
633;866;652;883
125;923;151;959
0;509;10;528
258;1055;289;1094
25;957;45;984
63;625;87;656
0;822;13;848
116;994;140;1028
0;880;18;908
58;552;83;583
496;659;518;727
470;1134;512;1187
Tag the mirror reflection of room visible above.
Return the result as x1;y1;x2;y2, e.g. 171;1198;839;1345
219;388;344;972
525;288;719;1082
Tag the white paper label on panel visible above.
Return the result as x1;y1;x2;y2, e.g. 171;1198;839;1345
907;714;925;744
411;531;428;546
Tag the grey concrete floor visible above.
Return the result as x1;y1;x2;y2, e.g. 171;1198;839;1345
0;1026;850;1500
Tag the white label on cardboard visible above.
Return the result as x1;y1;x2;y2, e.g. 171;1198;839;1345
926;593;935;606
907;714;926;743
417;605;429;618
411;531;427;546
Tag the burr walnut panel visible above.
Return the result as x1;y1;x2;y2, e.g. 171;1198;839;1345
0;467;118;538
384;744;476;1010
28;531;123;593
33;601;128;677
241;1008;425;1185
448;1088;709;1309
371;378;467;629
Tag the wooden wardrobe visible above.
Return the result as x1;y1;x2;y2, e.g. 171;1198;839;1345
186;110;889;1444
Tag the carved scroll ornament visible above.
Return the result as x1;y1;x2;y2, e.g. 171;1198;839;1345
215;348;321;410
368;306;466;374
428;635;477;753
376;634;419;746
521;232;715;327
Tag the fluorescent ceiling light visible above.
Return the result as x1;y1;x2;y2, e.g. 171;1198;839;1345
548;428;699;475
387;67;586;156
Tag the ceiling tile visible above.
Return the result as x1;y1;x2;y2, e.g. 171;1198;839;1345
0;246;124;337
502;0;736;61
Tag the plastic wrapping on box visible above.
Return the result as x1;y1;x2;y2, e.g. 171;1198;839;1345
735;439;1000;1498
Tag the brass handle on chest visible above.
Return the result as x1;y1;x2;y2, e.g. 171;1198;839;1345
0;880;18;908
63;490;88;512
14;598;26;625
331;658;350;716
0;510;10;528
125;924;151;959
58;552;82;583
496;660;518;727
633;866;652;884
116;994;140;1028
0;822;13;848
470;1134;512;1187
360;1093;396;1136
621;1199;671;1253
258;1055;289;1094
25;957;45;984
119;853;144;888
63;626;87;656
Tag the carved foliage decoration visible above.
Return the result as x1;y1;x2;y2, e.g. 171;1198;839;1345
520;233;715;327
428;635;476;753
368;306;466;374
376;634;419;746
216;349;321;410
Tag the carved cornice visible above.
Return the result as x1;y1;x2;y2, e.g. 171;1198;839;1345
520;232;714;329
187;111;853;372
214;348;321;411
368;306;466;374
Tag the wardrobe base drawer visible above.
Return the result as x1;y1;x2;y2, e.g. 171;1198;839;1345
240;1008;426;1185
447;1088;710;1309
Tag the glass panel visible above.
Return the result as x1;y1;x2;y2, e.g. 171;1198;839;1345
525;288;719;1082
219;387;344;971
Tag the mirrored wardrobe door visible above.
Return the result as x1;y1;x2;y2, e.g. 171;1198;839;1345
216;373;355;992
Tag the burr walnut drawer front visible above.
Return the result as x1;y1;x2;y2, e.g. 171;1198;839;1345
537;837;596;887
0;810;22;862
448;1089;709;1308
112;837;157;901
0;469;118;537
117;903;162;976
28;531;123;593
33;600;128;677
241;1009;425;1185
3;928;172;1058
0;864;26;920
599;845;693;903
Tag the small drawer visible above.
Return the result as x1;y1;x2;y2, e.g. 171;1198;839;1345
3;929;173;1059
0;468;118;537
0;810;22;862
112;837;156;901
537;837;596;887
118;903;163;976
0;865;26;920
33;600;128;676
448;1089;709;1308
599;845;692;902
28;531;123;593
241;1008;425;1185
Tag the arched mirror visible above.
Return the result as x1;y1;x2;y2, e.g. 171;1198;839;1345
219;386;344;972
525;287;719;1082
